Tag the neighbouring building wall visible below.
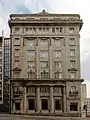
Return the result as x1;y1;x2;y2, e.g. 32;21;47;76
3;37;11;111
81;84;87;110
0;36;4;107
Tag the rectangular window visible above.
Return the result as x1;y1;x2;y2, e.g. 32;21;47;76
14;60;20;68
70;60;75;68
14;51;20;57
14;38;20;46
40;39;48;45
0;97;2;101
54;87;61;93
33;28;36;32
0;83;2;87
69;38;75;45
27;50;35;57
70;49;75;56
54;50;61;58
27;87;36;93
39;28;42;33
52;28;55;33
27;40;34;50
70;103;78;111
69;27;74;33
70;72;76;78
28;72;35;78
15;102;20;110
28;99;35;110
40;61;48;69
14;72;20;78
60;27;63;33
41;72;49;79
54;39;61;45
55;99;62;110
0;90;2;95
27;61;35;69
0;67;2;72
0;52;2;57
0;75;2;80
54;72;62;78
15;48;20;51
0;59;2;64
42;99;48;110
71;86;76;91
15;28;19;32
40;87;50;93
25;28;29;32
40;50;48;58
54;61;62;69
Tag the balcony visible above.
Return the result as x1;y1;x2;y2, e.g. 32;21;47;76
13;67;22;71
69;91;78;97
13;91;23;98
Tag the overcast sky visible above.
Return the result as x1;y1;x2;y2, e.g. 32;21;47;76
0;0;90;96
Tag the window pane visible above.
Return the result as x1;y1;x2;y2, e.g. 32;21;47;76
70;60;75;68
70;38;75;45
70;49;75;56
41;72;49;79
70;72;76;78
27;50;35;57
71;86;76;91
40;61;48;69
70;103;78;111
27;61;35;69
40;51;48;58
54;72;62;78
14;38;20;45
54;50;61;57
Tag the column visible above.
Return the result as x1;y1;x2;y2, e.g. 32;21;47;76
13;103;15;113
63;86;66;113
50;86;54;113
20;99;23;113
36;86;40;112
23;87;27;113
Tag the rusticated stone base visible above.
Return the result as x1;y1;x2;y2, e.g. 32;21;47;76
10;115;86;120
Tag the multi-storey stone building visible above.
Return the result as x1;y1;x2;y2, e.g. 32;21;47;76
8;10;83;116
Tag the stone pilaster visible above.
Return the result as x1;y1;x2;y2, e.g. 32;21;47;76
49;37;53;78
36;86;40;112
36;37;39;78
50;86;54;113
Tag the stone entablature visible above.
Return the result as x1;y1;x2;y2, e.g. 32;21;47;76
10;10;80;21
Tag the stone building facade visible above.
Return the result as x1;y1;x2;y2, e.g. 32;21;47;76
8;10;83;116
